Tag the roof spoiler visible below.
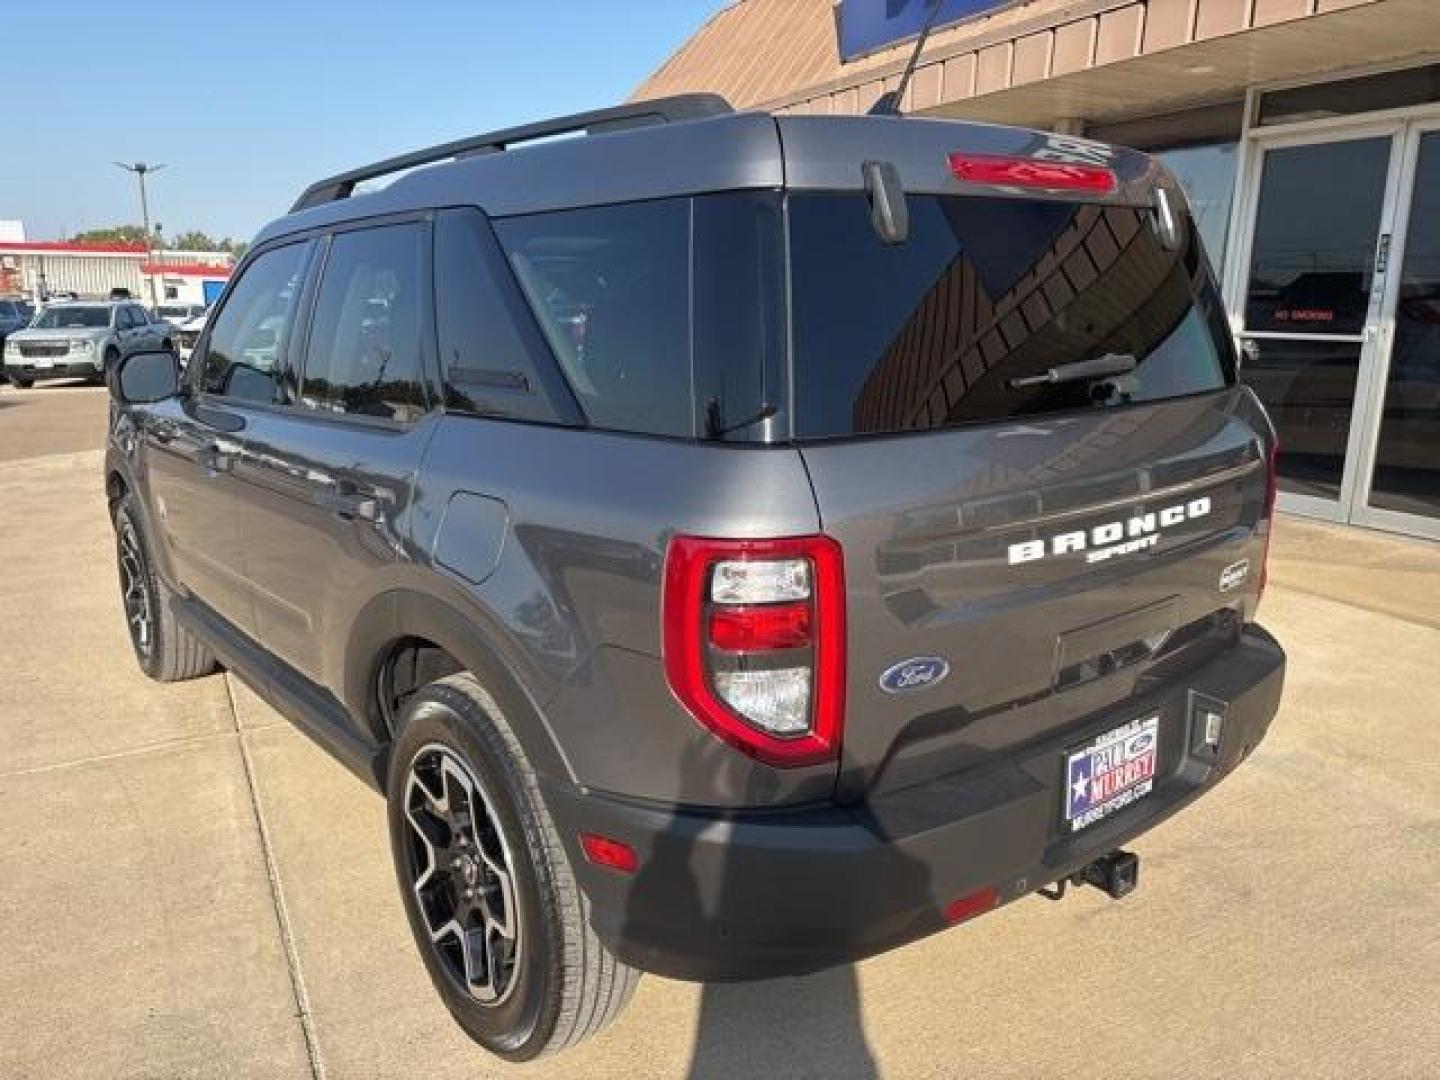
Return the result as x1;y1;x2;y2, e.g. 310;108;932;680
289;93;735;212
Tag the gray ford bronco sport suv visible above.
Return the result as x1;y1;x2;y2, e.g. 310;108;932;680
105;94;1285;1060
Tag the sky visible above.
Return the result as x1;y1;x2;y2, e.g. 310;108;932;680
1;0;727;243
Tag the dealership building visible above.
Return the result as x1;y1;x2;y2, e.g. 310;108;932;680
639;0;1440;539
0;240;232;306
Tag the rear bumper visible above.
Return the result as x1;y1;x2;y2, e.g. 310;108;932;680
544;625;1285;981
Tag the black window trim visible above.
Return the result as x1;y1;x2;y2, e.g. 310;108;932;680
282;213;438;433
430;204;586;430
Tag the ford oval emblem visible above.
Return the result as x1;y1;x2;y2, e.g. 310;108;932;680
1126;730;1157;755
879;656;950;694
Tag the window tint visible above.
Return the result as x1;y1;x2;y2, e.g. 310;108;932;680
201;242;310;404
301;223;428;422
433;208;567;424
495;200;693;437
789;194;1235;438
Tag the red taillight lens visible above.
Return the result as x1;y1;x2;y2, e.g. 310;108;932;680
947;152;1118;194
708;603;812;652
663;535;845;768
580;832;639;874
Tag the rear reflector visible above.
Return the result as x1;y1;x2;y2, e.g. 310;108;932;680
948;153;1118;194
580;832;639;874
943;885;1001;925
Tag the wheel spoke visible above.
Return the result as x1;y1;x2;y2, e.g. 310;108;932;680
402;743;523;1008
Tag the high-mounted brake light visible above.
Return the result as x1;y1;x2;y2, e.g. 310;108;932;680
663;535;845;768
948;153;1118;194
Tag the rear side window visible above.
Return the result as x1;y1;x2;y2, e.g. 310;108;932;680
789;195;1235;439
301;223;429;423
492;194;783;440
433;208;569;425
495;200;692;436
201;242;310;403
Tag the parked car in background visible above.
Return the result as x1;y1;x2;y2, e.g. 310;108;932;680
153;302;207;327
3;300;172;387
0;298;35;385
173;310;209;365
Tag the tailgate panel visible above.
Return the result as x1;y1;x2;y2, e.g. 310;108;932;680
800;389;1271;801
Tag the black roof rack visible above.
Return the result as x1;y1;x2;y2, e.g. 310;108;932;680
289;93;735;213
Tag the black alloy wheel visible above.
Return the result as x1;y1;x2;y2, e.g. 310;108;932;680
402;743;523;1007
117;511;155;660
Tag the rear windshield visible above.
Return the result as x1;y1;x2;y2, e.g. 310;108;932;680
789;194;1235;439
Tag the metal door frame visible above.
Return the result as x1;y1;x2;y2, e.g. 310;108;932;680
1348;116;1440;541
1223;117;1408;522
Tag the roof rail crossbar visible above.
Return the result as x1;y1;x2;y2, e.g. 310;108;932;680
289;93;734;212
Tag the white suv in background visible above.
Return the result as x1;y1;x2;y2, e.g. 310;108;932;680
2;301;173;388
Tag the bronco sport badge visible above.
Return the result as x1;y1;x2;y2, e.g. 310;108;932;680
1008;497;1212;567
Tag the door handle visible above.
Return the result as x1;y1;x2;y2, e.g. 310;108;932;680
319;480;378;522
202;437;241;473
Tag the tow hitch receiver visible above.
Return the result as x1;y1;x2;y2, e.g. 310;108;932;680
1040;850;1140;901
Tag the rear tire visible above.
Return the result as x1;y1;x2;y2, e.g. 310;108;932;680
114;493;218;682
11;376;32;389
386;673;639;1061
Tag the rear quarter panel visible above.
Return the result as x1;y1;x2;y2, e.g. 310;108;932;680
411;416;836;808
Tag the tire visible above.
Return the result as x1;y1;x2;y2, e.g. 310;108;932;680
11;377;32;389
114;493;218;682
102;346;120;380
387;673;639;1061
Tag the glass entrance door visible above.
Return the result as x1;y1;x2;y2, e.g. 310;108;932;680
1234;130;1401;519
1356;125;1440;538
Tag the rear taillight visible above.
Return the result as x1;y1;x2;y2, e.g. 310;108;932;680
663;535;845;768
1258;439;1280;601
948;152;1118;194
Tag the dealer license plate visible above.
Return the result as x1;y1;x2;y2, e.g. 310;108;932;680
1065;714;1159;831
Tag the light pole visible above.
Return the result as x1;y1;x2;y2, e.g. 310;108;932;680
113;161;165;307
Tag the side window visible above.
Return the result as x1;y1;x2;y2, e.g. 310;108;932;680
434;208;568;424
113;306;129;329
201;242;310;404
494;199;693;437
300;223;428;422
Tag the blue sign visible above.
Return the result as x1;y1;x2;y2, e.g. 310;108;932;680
837;0;1014;62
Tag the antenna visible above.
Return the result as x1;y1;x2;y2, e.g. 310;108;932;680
869;0;946;116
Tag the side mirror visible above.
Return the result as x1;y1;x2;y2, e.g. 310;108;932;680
112;350;180;405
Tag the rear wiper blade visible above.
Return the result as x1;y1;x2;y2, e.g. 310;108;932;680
1009;353;1137;389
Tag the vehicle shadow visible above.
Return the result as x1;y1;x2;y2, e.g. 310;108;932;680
622;739;931;1080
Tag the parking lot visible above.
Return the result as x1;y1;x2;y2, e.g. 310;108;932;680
1;380;1437;1080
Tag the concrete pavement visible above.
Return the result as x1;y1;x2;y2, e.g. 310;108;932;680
1;382;1437;1079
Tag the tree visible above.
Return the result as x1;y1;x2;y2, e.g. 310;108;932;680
70;225;153;247
170;229;219;252
67;224;248;258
